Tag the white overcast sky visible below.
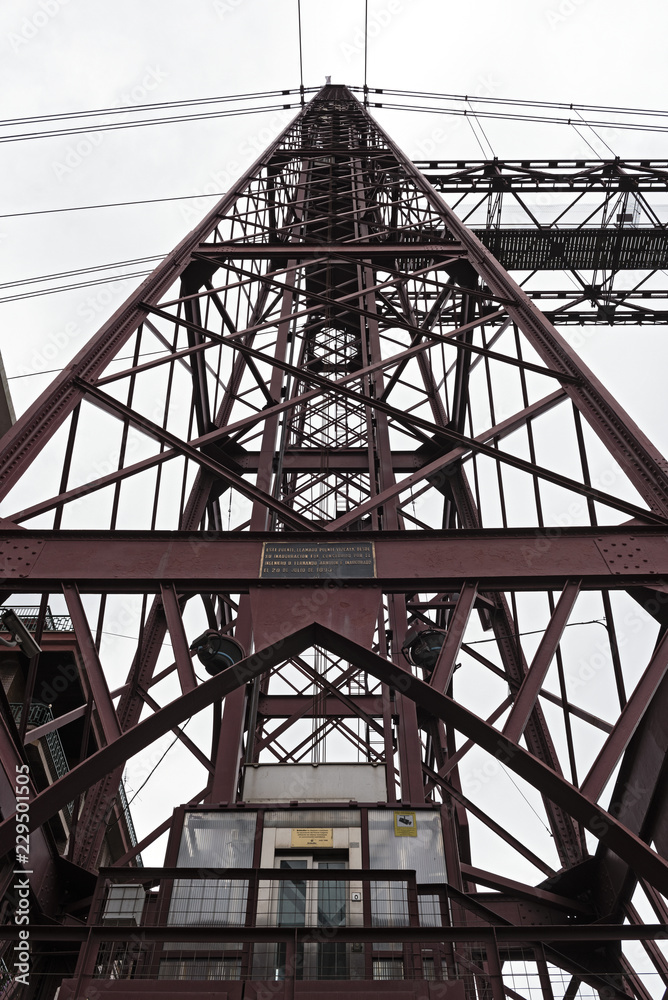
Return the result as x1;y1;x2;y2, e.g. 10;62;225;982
1;0;668;445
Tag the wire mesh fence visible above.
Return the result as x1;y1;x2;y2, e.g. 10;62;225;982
77;871;665;997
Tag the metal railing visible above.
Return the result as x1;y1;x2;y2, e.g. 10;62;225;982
9;704;141;862
86;869;453;984
10;702;70;782
117;781;142;866
0;958;11;998
94;867;424;930
2;605;73;632
17;868;658;997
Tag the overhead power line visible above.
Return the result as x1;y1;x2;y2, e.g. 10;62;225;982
0;101;301;144
1;87;310;127
8;349;171;381
0;270;153;305
0;252;165;303
0;254;164;291
297;1;305;104
370;101;668;135
9;84;666;134
4;84;668;146
364;87;668;120
0;252;168;304
363;1;369;105
0;190;226;221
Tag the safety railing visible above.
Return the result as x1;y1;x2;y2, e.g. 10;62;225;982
16;867;659;1000
2;606;73;632
63;868;558;997
10;702;70;783
9;704;140;859
56;868;655;997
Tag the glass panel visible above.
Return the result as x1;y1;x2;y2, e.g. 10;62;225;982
264;809;360;828
373;958;404;980
422;957;436;981
370;880;409;926
368;810;446;929
278;859;308;927
418;893;442;927
158;958;241;981
168;811;257;927
318;942;348;980
317;861;347;979
368;809;446;883
317;861;346;928
102;884;144;924
276;860;309;981
167;878;247;927
176;811;257;867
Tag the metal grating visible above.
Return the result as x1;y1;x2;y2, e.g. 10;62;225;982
473;227;668;271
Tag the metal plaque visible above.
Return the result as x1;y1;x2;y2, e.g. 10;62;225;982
291;827;334;848
260;541;376;580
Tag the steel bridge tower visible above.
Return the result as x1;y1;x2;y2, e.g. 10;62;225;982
1;84;668;999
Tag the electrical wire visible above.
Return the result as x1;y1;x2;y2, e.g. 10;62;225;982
369;102;668;134
0;252;166;305
369;101;668;135
0;101;300;144
574;106;617;157
465;98;495;158
464;115;487;158
0;270;153;305
366;86;668;120
464;102;490;159
0;190;226;220
499;764;553;836
5;84;667;146
7;349;170;380
9;83;666;133
0;254;164;290
1;87;309;128
569;122;602;159
119;720;192;815
363;0;369;105
465;618;607;645
297;0;305;105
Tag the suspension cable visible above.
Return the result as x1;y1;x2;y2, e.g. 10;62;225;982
0;270;153;306
363;0;369;106
297;0;305;105
0;87;310;128
574;106;617;157
0;190;227;221
465;98;495;158
363;86;668;120
366;100;668;135
0;101;301;144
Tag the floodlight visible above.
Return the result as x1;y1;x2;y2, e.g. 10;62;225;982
0;609;42;658
401;626;445;674
189;629;246;676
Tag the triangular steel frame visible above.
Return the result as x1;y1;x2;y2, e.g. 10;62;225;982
1;85;668;997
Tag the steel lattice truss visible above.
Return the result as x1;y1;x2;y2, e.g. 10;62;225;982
420;157;668;325
1;85;668;999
